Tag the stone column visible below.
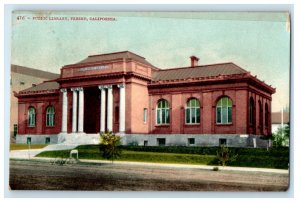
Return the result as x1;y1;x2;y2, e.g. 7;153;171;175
71;88;78;133
99;86;106;133
107;85;113;132
78;87;84;133
118;83;126;133
60;88;68;133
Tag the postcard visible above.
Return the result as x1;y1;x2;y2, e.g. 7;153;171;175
9;11;290;191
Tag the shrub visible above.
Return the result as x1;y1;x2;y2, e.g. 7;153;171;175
216;144;238;166
212;166;219;171
99;132;122;163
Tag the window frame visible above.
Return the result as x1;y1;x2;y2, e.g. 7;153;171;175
216;97;232;125
46;106;55;127
45;137;51;144
156;99;170;125
185;98;200;125
219;138;227;146
249;97;255;125
265;103;269;128
188;138;195;146
28;107;36;127
157;138;166;146
143;108;148;123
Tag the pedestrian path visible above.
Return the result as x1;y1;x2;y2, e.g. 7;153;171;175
9;144;78;159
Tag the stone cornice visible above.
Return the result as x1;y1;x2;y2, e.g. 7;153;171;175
14;90;59;98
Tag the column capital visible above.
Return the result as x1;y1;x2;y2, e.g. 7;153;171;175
99;85;113;90
71;87;78;92
117;83;125;88
60;88;67;93
106;85;113;89
98;85;105;90
77;87;84;91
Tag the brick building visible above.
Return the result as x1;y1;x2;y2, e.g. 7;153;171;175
10;65;59;142
14;51;275;147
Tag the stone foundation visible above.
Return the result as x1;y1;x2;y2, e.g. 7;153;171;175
15;133;271;148
16;134;58;144
122;134;271;148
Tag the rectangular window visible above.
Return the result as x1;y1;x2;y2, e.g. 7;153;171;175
157;138;166;146
217;107;221;123
228;107;232;123
188;138;195;146
219;138;227;146
45;137;50;144
162;109;166;124
144;140;148;146
196;108;200;123
143;108;147;123
186;108;190;123
222;107;228;123
13;124;18;137
166;109;170;124
27;137;31;144
157;110;161;124
191;108;196;123
28;114;35;127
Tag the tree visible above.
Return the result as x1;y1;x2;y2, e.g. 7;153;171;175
272;124;290;147
216;144;237;166
99;132;122;163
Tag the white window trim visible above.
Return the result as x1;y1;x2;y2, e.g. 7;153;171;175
185;99;200;125
156;100;170;125
143;108;147;123
46;107;55;127
216;98;232;125
28;108;36;127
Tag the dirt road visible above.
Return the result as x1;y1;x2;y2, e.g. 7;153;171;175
9;159;289;191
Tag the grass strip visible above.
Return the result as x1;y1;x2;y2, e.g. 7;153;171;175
10;144;47;150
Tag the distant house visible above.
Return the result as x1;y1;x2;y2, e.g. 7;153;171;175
10;65;59;142
271;111;290;133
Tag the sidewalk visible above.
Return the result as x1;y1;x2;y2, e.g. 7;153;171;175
9;144;78;159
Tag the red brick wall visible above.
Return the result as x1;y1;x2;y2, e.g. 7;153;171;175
17;93;61;135
129;80;149;134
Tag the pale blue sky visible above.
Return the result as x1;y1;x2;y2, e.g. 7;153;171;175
11;12;290;112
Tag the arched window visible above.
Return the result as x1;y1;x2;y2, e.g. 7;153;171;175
156;99;170;124
28;107;36;127
216;97;232;124
46;106;55;127
186;98;200;124
249;97;255;125
265;103;269;127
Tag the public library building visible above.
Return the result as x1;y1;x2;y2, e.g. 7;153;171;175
14;51;275;147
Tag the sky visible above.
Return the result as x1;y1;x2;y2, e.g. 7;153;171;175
11;11;290;112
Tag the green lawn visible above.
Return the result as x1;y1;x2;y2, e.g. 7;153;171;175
36;145;289;169
10;144;47;151
37;149;216;165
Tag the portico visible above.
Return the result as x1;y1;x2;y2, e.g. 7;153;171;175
60;83;126;135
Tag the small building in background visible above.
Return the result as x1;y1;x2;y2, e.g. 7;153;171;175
271;111;290;134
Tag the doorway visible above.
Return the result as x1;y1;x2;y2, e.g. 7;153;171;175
84;87;100;133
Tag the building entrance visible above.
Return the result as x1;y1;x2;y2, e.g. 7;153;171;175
84;87;100;133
